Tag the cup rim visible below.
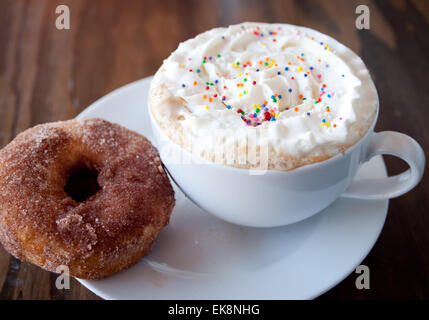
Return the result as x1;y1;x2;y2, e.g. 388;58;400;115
150;23;380;176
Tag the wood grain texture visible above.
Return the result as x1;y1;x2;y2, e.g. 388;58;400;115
0;0;427;300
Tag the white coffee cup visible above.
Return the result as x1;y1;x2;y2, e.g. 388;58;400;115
150;106;425;228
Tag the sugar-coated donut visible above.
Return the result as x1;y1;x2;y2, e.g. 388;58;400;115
0;118;175;279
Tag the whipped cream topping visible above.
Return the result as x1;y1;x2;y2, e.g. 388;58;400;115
150;23;378;168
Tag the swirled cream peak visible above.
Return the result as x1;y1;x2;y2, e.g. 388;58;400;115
149;23;378;170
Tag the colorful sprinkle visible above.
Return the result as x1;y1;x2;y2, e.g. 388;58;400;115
177;28;343;128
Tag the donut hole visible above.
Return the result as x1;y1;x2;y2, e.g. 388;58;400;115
64;161;101;202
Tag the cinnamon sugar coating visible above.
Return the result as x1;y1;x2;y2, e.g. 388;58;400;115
0;118;175;279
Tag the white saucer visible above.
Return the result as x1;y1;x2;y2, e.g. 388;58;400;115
76;77;388;300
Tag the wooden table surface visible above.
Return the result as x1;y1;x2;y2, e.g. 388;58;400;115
0;0;428;300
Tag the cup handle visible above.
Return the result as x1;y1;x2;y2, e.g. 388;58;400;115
342;131;425;200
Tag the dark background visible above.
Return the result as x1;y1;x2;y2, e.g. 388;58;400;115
0;0;428;300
